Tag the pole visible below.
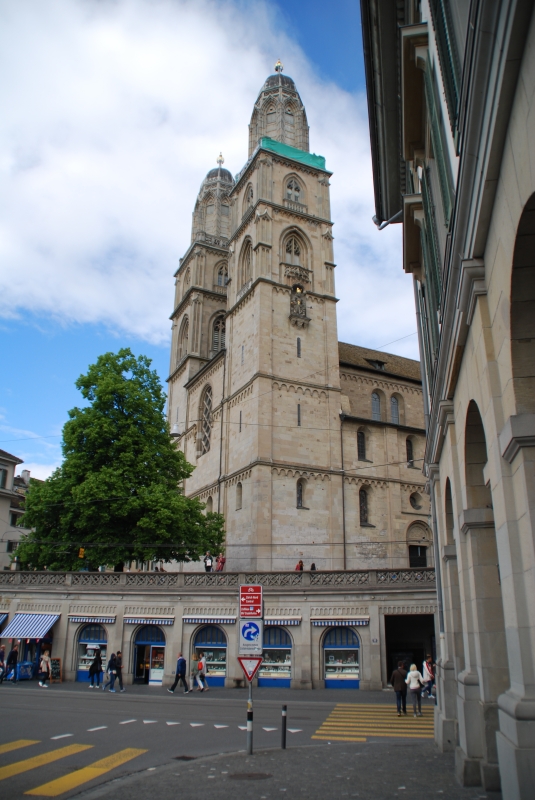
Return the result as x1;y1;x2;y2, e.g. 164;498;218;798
281;704;287;749
247;680;253;755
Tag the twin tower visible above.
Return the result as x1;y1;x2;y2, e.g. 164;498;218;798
167;66;341;571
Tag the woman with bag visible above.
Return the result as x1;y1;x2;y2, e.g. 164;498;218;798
405;663;425;717
88;649;102;689
190;654;203;691
102;652;118;693
39;650;52;688
198;652;209;691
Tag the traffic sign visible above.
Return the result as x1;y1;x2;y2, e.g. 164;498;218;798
237;656;263;682
239;619;263;655
240;584;263;618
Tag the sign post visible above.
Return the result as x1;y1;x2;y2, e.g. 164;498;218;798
238;585;264;756
237;656;263;755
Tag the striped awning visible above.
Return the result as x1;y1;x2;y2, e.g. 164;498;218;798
312;619;369;627
0;613;8;627
124;617;174;626
1;613;60;639
68;616;116;624
182;616;236;624
264;618;301;626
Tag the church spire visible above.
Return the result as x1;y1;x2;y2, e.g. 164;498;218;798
248;63;310;157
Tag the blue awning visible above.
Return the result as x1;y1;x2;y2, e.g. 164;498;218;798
0;613;8;627
1;613;60;639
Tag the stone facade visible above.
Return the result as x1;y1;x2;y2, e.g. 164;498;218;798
360;1;535;796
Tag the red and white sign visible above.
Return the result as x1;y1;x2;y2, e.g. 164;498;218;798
237;656;263;682
240;585;263;618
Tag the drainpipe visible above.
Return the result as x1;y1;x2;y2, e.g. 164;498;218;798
340;413;347;570
217;348;227;515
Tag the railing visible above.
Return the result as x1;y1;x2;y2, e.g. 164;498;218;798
0;568;436;589
283;198;308;214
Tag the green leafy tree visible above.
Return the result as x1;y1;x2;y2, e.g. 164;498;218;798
18;349;224;570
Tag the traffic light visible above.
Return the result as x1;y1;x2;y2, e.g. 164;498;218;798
78;547;85;559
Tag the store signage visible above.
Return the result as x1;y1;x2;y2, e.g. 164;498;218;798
239;619;263;655
239;585;263;618
237;656;263;682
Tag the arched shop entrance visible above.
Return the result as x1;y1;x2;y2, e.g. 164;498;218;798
193;625;227;686
134;625;165;685
323;628;360;688
76;624;107;682
259;627;292;687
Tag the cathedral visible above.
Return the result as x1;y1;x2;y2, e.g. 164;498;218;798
167;64;433;575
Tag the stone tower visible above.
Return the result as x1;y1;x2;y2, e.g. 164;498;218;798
248;61;309;157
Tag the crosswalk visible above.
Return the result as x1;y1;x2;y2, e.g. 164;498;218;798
313;703;435;742
0;740;146;797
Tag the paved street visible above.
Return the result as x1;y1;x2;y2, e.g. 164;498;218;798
0;682;502;799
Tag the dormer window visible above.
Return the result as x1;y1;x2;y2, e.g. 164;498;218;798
366;359;386;371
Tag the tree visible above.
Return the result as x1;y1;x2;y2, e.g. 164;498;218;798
18;349;225;570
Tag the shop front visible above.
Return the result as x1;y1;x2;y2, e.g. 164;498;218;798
133;625;166;685
193;625;227;687
259;626;292;687
75;624;108;682
322;627;360;688
0;612;59;680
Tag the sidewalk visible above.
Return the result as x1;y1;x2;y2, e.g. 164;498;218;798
78;741;502;800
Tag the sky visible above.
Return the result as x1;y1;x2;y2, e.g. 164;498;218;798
0;0;416;480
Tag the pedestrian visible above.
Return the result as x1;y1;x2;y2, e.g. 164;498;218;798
6;645;18;683
390;660;408;716
422;654;435;699
310;563;316;571
216;553;226;572
38;649;52;688
102;652;118;692
190;653;203;691
116;650;126;693
406;663;425;717
198;652;209;691
295;560;304;571
168;652;189;694
88;649;102;689
204;551;213;572
0;645;5;685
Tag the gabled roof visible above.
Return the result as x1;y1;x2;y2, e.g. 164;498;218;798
338;341;421;383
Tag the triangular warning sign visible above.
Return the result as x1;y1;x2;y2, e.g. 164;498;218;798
237;656;263;682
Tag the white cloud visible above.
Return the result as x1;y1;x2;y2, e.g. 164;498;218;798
0;0;417;358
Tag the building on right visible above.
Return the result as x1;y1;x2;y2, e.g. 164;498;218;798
360;0;535;796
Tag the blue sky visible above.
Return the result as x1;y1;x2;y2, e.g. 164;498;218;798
0;0;412;479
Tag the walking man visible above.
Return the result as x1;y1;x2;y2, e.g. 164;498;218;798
0;645;5;685
6;644;18;683
390;660;408;716
116;650;126;693
102;652;117;692
168;652;189;694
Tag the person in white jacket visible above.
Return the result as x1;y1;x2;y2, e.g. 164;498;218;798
422;655;435;698
405;664;425;716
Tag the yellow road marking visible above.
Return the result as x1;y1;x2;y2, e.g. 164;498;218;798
0;745;92;782
313;704;435;742
312;735;367;742
26;748;147;796
0;740;40;756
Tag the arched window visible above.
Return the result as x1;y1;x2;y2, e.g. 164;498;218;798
286;179;301;203
359;488;368;525
285;236;302;265
178;317;189;362
236;482;242;510
217;263;228;286
371;392;381;421
206;496;213;513
240;240;252;287
410;492;423;510
200;386;213;455
357;430;366;461
212;315;226;353
390;396;399;425
184;267;191;287
296;478;305;509
243;184;254;215
406;437;414;466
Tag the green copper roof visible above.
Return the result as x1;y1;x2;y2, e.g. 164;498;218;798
260;137;327;171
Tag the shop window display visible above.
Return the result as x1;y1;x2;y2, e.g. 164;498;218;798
194;625;227;686
259;626;292;687
76;624;107;682
323;627;360;689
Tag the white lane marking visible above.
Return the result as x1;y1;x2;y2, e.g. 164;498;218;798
143;720;157;724
238;726;247;730
51;734;73;740
214;725;228;729
262;727;277;732
120;719;136;724
87;726;107;732
166;722;180;726
190;723;204;727
288;728;303;733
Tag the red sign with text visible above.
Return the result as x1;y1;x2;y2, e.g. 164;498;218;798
240;585;263;618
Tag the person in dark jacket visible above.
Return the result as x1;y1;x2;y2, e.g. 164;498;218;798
102;653;117;692
168;652;188;694
88;649;102;688
390;660;408;716
0;645;5;684
6;645;18;683
116;650;125;692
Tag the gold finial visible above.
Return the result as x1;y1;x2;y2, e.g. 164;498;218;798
217;152;224;167
274;59;283;73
